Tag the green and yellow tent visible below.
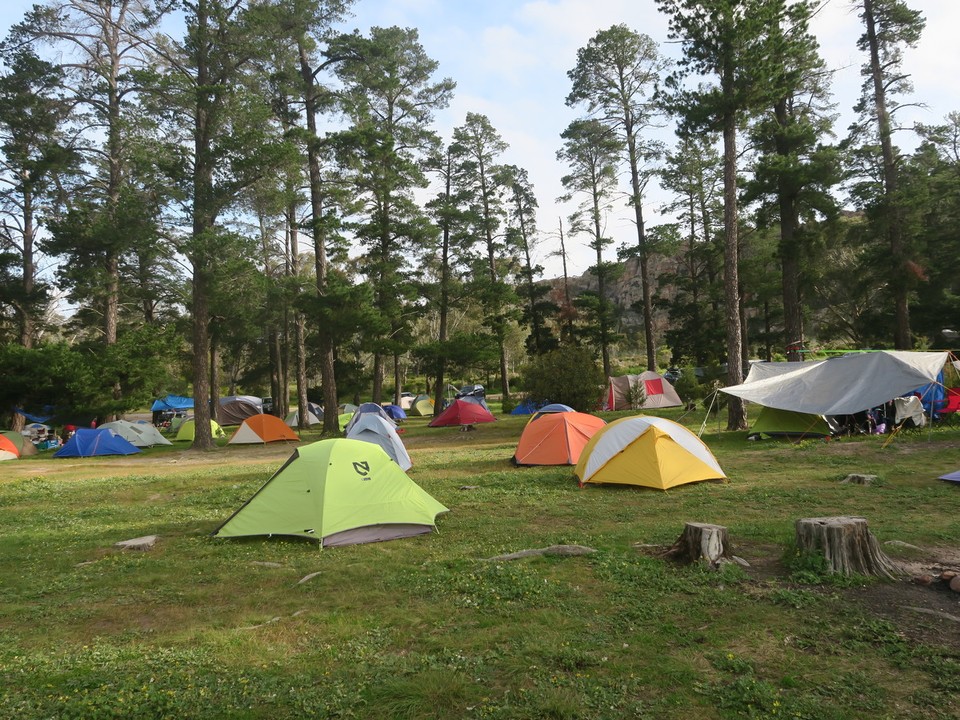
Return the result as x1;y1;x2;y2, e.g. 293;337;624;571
175;418;226;441
212;438;448;546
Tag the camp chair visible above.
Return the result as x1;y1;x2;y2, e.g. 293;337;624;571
938;388;960;426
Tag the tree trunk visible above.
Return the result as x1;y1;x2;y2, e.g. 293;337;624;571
777;98;804;362
863;0;910;349
299;38;339;435
191;268;213;449
794;516;901;579
209;328;220;424
433;157;451;412
372;351;384;403
722;109;746;430
664;522;734;568
627;124;656;371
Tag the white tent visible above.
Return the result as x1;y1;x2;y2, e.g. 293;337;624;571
343;402;396;434
345;414;412;471
722;351;948;416
99;419;173;447
284;402;323;427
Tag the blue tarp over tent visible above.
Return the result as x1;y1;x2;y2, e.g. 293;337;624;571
151;395;195;412
15;407;55;423
54;428;141;458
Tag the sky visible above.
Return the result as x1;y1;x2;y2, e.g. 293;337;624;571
3;0;959;279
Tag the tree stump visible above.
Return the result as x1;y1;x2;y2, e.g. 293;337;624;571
664;522;732;568
794;516;901;579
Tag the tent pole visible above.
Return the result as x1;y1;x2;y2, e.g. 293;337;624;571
698;390;718;439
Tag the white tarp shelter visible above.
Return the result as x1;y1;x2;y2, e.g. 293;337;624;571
721;351;949;416
744;360;822;384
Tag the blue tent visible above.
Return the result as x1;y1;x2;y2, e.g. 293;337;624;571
913;373;946;416
939;470;960;483
54;428;141;458
510;399;540;415
151;394;195;412
382;404;407;421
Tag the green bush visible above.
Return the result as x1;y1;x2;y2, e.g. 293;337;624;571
519;347;605;412
673;367;700;405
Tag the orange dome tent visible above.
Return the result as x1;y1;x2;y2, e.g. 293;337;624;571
228;414;300;444
512;412;605;466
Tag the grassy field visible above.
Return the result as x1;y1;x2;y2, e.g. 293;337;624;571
2;409;960;719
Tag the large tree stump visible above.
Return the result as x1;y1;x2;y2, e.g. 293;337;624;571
664;522;733;568
795;516;901;579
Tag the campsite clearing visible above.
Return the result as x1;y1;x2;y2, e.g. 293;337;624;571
2;411;960;719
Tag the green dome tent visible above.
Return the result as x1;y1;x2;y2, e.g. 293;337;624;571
212;438;447;546
175;418;226;441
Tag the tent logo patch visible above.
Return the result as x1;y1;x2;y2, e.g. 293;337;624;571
352;461;370;478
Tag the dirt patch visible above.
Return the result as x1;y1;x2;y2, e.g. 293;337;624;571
736;541;960;651
3;442;299;482
848;546;960;650
641;538;960;651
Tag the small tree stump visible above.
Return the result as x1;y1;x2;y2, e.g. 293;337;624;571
794;516;901;579
664;522;732;568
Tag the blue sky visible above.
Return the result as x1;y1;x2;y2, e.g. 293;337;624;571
4;0;959;277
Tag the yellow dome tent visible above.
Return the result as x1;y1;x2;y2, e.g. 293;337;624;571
575;416;726;490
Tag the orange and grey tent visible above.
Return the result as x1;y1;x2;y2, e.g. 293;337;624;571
1;431;34;456
512;412;606;466
228;414;300;444
575;416;725;490
0;434;20;461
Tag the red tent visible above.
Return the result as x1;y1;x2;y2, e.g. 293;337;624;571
428;399;496;427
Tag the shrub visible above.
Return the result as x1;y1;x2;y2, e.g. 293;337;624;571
520;347;605;412
673;367;700;404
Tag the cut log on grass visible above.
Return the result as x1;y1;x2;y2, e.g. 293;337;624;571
664;522;732;568
794;516;901;579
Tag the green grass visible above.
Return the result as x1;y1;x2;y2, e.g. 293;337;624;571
2;411;960;719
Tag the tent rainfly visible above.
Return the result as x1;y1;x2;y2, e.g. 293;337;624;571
54;428;141;458
175;418;226;441
575;416;726;490
212;438;447;546
218;395;263;426
428;399;496;427
747;407;830;440
1;430;36;456
529;403;575;423
0;434;20;461
344;403;396;434
408;395;435;417
99;419;173;447
285;403;323;428
513;412;605;466
604;372;682;411
346;413;412;470
228;414;300;444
